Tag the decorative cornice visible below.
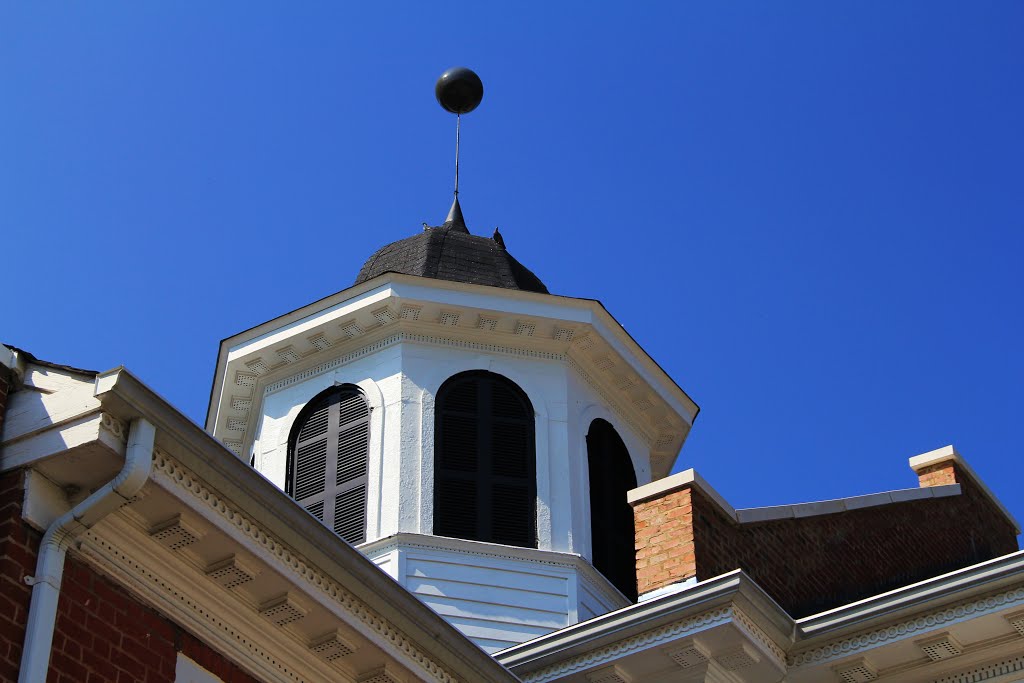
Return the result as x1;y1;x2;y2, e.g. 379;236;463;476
99;412;129;442
566;356;658;451
214;293;694;464
790;586;1024;667
249;330;669;452
731;606;786;666
264;332;564;396
80;533;310;683
263;334;405;394
932;653;1024;683
518;608;733;683
150;448;460;683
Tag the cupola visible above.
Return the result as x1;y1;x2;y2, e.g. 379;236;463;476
205;68;699;653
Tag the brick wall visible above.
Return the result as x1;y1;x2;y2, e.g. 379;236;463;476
0;468;261;683
633;464;1019;618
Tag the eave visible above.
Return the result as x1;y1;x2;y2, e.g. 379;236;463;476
87;366;521;683
205;273;700;478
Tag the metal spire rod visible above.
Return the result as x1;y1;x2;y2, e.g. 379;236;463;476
454;113;461;197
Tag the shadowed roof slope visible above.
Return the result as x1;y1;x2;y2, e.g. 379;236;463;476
354;220;549;294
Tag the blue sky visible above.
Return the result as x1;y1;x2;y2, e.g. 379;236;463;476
3;3;1022;532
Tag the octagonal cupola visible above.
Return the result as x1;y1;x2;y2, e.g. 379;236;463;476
205;68;699;653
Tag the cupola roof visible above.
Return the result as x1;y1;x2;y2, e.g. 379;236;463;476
354;198;549;294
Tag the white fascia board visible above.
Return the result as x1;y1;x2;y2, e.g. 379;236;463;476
909;445;1021;534
797;549;1024;639
225;282;394;362
389;280;597;323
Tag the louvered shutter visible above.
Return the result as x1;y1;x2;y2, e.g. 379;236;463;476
288;386;369;545
587;419;638;601
434;372;536;548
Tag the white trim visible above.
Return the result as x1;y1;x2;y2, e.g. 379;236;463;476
0;344;16;372
627;469;736;519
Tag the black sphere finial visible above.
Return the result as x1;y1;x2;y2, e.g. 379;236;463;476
435;67;484;115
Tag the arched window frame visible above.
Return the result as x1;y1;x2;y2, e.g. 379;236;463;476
433;370;537;548
286;384;370;545
586;418;638;601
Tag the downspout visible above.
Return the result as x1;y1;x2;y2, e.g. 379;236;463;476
18;418;155;683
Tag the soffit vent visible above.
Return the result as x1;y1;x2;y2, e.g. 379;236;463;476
246;358;271;375
477;316;497;330
340;321;363;338
440;311;460;326
260;594;307;627
277;347;301;364
834;659;877;683
514;321;536;337
372;307;398;326
205;555;258;589
149;515;202;551
585;665;632;683
309;631;356;662
308;334;332;351
553;327;574;342
715;643;760;671
357;667;401;683
918;634;963;662
665;641;710;669
235;372;257;388
1007;611;1024;637
400;305;421;321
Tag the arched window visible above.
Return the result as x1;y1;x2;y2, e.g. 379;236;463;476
587;419;638;601
434;371;536;548
287;385;369;545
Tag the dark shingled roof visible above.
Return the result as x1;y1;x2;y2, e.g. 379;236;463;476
354;209;549;294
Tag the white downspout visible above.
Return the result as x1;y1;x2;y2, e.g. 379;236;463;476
18;418;155;683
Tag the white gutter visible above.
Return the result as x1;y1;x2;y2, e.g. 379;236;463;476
18;418;155;683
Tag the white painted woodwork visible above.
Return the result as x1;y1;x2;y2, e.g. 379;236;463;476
217;275;692;645
361;534;628;653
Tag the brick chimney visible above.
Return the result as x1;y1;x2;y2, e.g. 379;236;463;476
628;470;735;597
914;452;960;487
